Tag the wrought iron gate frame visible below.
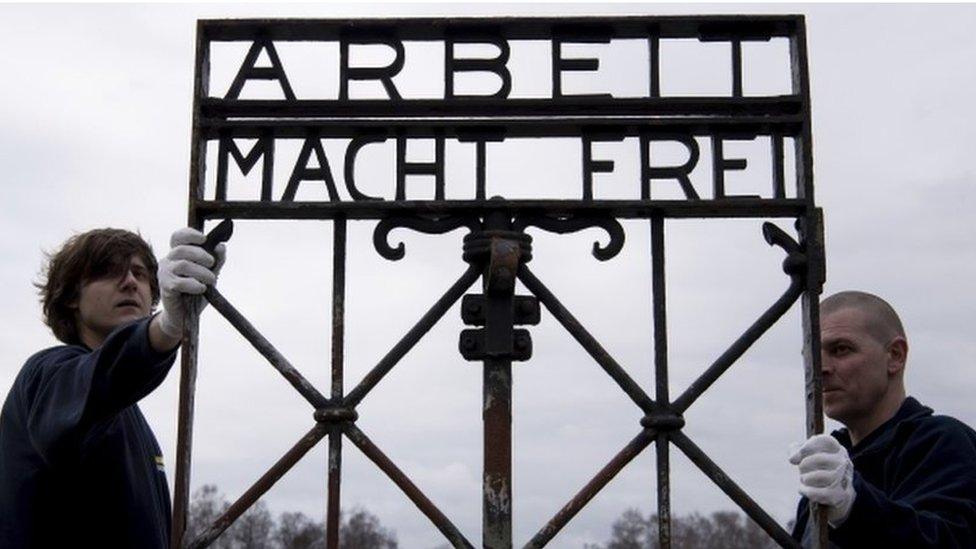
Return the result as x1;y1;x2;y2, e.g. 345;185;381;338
171;15;828;549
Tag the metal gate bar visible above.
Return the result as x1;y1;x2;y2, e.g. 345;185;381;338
327;216;346;548
651;217;671;548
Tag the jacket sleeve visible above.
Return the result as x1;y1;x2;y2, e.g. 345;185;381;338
831;420;976;548
23;316;178;466
791;498;809;542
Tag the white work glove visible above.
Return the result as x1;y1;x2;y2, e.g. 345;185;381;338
789;434;856;527
156;228;226;338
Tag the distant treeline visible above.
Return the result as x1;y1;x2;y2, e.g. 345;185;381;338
184;485;396;549
584;508;783;549
185;485;782;548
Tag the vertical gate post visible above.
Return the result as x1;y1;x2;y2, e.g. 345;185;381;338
460;204;539;548
326;216;347;549
172;20;210;548
482;208;517;549
799;210;828;548
651;216;672;549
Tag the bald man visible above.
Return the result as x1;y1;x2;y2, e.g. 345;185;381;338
789;291;976;547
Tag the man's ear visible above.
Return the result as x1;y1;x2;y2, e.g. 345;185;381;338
887;336;908;376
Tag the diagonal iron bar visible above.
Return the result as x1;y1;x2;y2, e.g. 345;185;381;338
518;265;657;413
188;423;329;549
345;264;482;407
671;273;803;415
670;431;799;549
343;423;475;549
525;429;657;548
206;286;330;408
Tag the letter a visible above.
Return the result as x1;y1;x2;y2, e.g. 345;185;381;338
225;39;296;100
281;137;341;201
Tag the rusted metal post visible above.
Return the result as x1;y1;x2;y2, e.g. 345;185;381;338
326;216;346;549
651;216;671;549
482;208;518;549
172;303;200;549
172;20;210;549
791;12;827;546
799;210;827;549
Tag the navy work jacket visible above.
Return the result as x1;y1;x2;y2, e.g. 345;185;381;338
0;318;176;548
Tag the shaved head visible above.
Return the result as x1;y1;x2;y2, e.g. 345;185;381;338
821;291;906;345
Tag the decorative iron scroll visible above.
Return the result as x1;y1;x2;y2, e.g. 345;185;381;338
174;15;827;549
374;215;481;260
513;214;624;261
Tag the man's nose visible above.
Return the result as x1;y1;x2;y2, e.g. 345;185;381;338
118;269;139;289
820;353;833;374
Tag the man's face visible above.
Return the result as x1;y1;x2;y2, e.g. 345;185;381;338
820;307;895;425
73;255;153;347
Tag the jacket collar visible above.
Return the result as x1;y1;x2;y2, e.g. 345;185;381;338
833;396;932;457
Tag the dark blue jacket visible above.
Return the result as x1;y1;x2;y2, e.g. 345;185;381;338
0;318;177;548
792;396;976;548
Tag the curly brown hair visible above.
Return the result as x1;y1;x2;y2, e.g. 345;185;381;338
36;229;160;345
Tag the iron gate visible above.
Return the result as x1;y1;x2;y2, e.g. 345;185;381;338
171;15;827;549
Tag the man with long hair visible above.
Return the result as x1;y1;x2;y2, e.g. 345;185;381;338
0;227;225;548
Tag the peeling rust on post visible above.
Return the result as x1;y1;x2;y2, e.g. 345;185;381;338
483;358;513;549
479;208;519;549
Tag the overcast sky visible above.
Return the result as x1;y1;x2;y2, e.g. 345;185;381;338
2;3;975;548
